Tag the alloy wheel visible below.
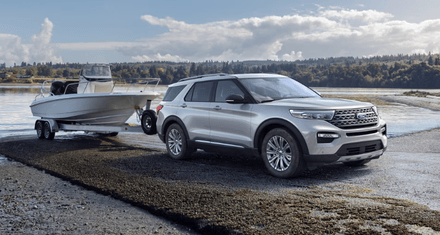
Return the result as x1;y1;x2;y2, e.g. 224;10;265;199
266;135;292;171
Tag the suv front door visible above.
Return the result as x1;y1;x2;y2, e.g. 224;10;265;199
209;80;253;148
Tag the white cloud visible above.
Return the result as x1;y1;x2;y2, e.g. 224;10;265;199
0;34;28;64
5;7;440;65
0;18;62;66
282;51;303;61
132;53;187;62
319;9;393;23
115;10;440;61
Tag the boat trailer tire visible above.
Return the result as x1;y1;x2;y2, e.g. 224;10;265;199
36;121;45;139
141;110;157;135
43;121;55;140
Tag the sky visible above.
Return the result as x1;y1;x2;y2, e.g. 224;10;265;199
1;0;440;66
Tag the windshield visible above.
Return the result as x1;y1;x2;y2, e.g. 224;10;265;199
239;76;320;102
82;64;112;79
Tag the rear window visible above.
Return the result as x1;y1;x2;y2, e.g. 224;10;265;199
163;85;186;101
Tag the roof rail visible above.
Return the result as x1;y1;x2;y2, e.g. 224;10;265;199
178;73;228;82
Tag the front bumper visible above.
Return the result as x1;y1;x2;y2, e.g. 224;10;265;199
305;139;386;164
297;116;387;166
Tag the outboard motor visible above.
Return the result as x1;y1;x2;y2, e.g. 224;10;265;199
63;81;78;94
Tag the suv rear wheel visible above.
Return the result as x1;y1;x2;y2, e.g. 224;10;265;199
165;124;193;160
262;128;305;178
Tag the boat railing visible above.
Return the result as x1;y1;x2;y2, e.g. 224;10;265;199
34;79;55;99
64;82;81;94
113;78;161;93
34;79;80;99
34;77;161;100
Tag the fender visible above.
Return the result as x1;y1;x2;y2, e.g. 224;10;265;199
160;115;191;143
254;118;309;156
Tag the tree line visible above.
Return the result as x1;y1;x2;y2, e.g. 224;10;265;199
2;53;440;88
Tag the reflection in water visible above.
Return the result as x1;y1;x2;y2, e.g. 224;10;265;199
378;103;440;137
0;85;439;140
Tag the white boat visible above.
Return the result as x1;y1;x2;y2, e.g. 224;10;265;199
30;64;160;126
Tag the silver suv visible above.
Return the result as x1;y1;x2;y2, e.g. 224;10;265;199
156;73;387;178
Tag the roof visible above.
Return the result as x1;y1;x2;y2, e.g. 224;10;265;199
175;73;285;84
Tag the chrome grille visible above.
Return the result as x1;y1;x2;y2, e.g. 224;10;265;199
327;107;378;129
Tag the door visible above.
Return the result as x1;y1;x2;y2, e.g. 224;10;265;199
209;80;253;148
177;81;214;142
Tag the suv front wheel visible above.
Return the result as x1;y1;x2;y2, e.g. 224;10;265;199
262;128;306;178
165;124;193;160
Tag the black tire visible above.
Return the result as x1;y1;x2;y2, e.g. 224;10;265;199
36;121;45;139
165;124;192;160
141;110;157;135
43;122;55;140
261;128;306;178
343;159;371;167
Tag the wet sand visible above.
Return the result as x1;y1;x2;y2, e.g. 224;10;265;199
1;94;440;234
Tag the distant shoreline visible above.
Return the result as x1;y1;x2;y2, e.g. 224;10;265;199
0;82;42;86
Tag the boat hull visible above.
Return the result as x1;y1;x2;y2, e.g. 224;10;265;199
30;92;159;125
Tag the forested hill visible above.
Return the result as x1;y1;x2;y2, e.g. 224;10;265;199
2;53;440;88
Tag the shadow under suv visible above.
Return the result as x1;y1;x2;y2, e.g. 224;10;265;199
156;73;387;178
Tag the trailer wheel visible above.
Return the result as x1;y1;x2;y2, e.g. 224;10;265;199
43;121;55;140
36;121;45;139
141;110;157;135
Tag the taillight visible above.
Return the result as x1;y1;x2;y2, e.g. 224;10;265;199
156;105;163;115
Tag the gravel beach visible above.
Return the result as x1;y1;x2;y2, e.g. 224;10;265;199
1;94;440;234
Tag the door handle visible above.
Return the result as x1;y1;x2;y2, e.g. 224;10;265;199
181;103;187;108
214;105;222;110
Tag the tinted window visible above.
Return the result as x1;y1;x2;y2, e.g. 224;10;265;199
163;85;186;101
184;85;194;101
215;80;245;102
186;81;214;102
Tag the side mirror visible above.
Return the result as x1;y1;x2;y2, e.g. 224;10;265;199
226;94;246;104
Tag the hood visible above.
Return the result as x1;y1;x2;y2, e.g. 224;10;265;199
261;97;373;110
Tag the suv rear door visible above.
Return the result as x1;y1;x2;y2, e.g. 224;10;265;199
177;81;214;142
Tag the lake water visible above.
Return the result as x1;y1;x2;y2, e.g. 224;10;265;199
0;85;439;141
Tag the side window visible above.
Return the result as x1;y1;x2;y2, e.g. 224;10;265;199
184;85;194;101
185;81;214;102
163;85;186;101
215;80;245;102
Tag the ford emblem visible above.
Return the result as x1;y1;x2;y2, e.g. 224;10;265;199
356;113;367;119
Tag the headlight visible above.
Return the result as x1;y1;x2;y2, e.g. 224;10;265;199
372;106;379;115
289;110;335;120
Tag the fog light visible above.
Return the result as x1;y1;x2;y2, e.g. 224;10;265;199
318;133;340;138
380;126;387;135
317;132;340;143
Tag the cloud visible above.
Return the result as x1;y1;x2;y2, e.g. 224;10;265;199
0;34;28;64
6;6;440;65
123;8;429;61
132;53;188;62
282;51;303;61
0;18;62;66
319;9;393;23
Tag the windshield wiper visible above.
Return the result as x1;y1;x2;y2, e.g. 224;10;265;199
260;98;275;103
